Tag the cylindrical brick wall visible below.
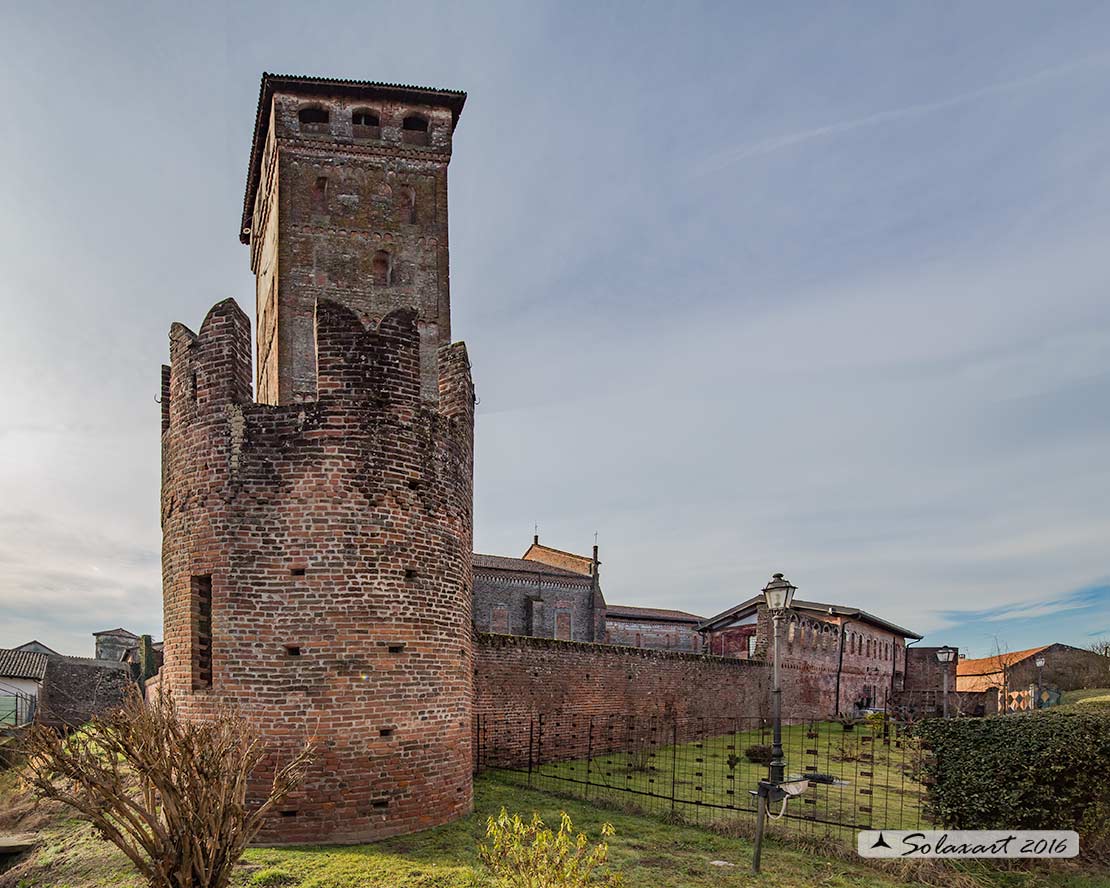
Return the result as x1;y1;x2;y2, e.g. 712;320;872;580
160;297;474;843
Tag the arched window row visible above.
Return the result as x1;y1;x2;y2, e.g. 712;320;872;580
295;105;431;145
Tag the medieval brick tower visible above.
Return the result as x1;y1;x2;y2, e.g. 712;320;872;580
159;74;474;843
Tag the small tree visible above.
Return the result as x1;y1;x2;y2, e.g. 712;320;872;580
22;686;314;888
479;808;622;888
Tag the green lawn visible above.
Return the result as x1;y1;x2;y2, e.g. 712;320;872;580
1062;689;1110;706
2;772;1107;888
505;719;928;841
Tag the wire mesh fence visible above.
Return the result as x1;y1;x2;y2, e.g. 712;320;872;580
475;710;934;843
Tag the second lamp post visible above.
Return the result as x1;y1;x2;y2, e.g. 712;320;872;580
935;645;956;718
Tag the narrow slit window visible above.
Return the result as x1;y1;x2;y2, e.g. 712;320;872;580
313;177;328;213
399;185;416;224
192;575;212;689
372;250;391;286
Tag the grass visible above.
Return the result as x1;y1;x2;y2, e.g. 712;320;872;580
504;718;928;840
2;772;1107;888
1062;689;1110;706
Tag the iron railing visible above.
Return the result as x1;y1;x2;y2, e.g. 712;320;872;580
475;711;934;843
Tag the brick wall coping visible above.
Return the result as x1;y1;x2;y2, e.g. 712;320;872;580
475;632;765;669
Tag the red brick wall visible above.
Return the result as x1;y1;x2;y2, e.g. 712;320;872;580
900;647;959;716
472;634;865;768
604;618;703;652
160;298;474;844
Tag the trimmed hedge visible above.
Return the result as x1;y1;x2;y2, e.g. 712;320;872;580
916;708;1110;847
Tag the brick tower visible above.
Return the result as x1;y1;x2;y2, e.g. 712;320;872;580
243;73;466;406
159;74;474;844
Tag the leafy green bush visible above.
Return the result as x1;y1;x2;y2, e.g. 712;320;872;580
479;807;622;887
916;708;1110;849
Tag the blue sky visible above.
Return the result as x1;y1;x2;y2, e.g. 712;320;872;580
1;1;1108;658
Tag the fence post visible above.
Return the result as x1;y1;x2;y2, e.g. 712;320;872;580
670;719;678;815
585;716;594;801
528;716;534;788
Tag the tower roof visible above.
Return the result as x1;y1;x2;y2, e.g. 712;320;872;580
240;72;468;244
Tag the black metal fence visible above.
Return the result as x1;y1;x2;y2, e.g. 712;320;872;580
475;711;933;843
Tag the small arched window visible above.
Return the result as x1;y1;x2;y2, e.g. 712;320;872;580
298;107;330;133
353;109;380;127
372;250;391;286
401;114;430;145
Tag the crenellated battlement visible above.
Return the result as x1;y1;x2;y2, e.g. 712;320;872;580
161;297;473;437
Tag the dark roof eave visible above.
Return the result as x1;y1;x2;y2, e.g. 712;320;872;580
697;596;921;639
240;72;467;244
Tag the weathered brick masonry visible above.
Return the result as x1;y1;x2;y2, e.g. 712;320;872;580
160;298;475;844
473;631;870;770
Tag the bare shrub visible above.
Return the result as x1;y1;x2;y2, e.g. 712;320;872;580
21;686;314;888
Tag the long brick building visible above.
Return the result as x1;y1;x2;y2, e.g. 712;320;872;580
698;596;922;713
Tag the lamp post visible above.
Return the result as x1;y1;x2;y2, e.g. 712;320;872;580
1034;654;1046;709
763;572;796;783
752;572;796;874
935;646;956;718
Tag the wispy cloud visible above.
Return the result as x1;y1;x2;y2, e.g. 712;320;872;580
694;51;1110;175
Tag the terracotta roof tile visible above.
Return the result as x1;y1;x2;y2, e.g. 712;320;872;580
0;648;49;681
956;645;1053;677
605;605;704;623
473;553;587;579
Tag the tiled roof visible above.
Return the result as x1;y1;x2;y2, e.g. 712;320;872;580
605;605;704;623
241;72;467;243
0;648;49;681
473;553;587;579
956;645;1052;677
93;627;138;638
698;595;921;639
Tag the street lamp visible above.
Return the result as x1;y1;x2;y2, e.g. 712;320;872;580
762;573;796;783
752;572;796;874
1034;654;1046;709
936;646;956;719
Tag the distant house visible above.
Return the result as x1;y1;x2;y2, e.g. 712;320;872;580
14;640;59;657
0;648;49;726
605;605;704;652
93;627;140;662
956;642;1108;713
4;630;149;730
